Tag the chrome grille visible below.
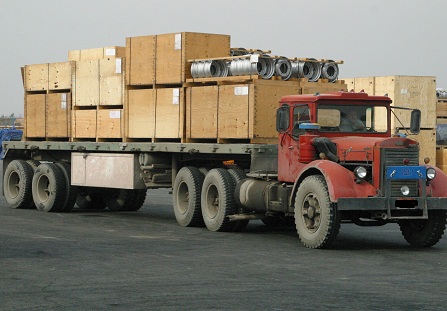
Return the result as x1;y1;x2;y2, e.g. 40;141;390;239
381;147;419;197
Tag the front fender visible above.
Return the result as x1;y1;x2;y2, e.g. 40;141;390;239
291;160;377;205
427;165;447;197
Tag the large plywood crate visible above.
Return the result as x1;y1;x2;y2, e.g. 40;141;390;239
155;32;230;85
436;146;447;174
46;92;71;138
72;109;97;139
25;93;46;138
126;89;155;139
99;58;125;106
125;35;156;86
397;128;436;164
155;88;185;139
74;60;100;106
346;76;436;129
217;80;300;142
97;109;123;139
300;80;347;95
49;62;74;91
186;85;218;139
24;64;49;91
68;46;125;61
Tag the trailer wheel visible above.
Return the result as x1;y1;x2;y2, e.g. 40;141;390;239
228;168;249;232
173;167;204;227
76;190;106;210
398;210;447;247
55;162;78;212
32;163;67;212
201;168;236;232
3;160;35;209
294;175;340;249
126;189;147;211
103;188;135;212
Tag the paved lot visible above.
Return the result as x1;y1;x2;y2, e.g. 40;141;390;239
1;188;447;311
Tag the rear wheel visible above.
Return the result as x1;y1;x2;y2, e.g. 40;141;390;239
294;175;340;249
55;162;78;212
76;190;107;210
201;168;236;232
126;189;147;211
3;160;35;209
398;211;447;247
32;163;67;212
103;188;135;212
173;167;204;227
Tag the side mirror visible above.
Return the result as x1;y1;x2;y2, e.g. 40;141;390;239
410;109;421;134
276;105;290;133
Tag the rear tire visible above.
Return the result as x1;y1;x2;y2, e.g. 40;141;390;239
201;168;236;232
126;189;147;211
103;188;135;212
3;160;34;209
398;211;447;247
173;167;204;227
55;162;78;212
76;190;107;210
32;163;67;212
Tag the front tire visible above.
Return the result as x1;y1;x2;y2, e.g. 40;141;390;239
173;167;204;227
294;175;340;249
398;211;447;247
201;168;236;232
3;160;35;209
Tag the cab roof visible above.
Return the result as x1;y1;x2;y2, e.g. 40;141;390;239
280;91;392;104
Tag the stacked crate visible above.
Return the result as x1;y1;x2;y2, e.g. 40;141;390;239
436;97;447;174
24;61;74;140
125;32;231;141
344;76;437;163
70;46;125;141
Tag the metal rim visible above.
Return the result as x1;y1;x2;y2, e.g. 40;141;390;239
6;171;20;199
204;184;219;219
36;174;50;204
177;181;189;215
301;192;321;233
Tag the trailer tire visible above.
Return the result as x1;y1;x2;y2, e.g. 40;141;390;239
103;188;135;212
398;210;447;247
294;175;340;249
55;162;78;212
76;190;107;210
126;189;147;211
32;163;67;212
201;168;236;232
3;160;35;209
228;168;249;232
173;167;204;227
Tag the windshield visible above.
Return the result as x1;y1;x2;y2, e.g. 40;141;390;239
317;104;388;133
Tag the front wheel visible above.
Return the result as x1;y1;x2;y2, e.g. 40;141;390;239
398;211;447;247
294;175;340;249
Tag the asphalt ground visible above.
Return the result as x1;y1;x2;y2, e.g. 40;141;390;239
1;188;447;311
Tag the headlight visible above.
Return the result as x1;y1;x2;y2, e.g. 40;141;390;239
354;166;367;179
401;186;410;196
427;168;436;180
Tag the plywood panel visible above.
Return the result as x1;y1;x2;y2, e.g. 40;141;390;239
126;36;156;85
99;58;124;106
354;77;375;94
300;81;347;95
97;109;122;138
49;61;73;90
25;94;46;137
187;86;218;139
218;84;249;138
73;110;96;138
46;93;70;137
25;63;48;91
397;128;436;164
156;33;182;84
127;89;155;138
75;60;100;106
155;88;183;138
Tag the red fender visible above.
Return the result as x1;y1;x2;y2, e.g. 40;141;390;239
291;160;377;204
426;165;447;197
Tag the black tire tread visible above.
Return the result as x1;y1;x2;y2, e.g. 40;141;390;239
3;160;34;209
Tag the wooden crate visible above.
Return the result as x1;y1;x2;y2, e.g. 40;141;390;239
300;80;347;95
99;58;125;106
155;88;185;139
126;89;155;139
24;63;48;91
74;60;100;106
97;109;123;138
125;35;156;86
49;62;74;91
72;109;96;139
217;80;299;141
68;46;125;61
155;32;230;85
436;147;447;165
397;128;436;164
186;85;218;139
46;93;71;138
437;101;447;117
25;93;46;138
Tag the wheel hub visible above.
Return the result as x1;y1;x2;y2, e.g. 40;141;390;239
302;194;321;233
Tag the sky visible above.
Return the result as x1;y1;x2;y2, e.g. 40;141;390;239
1;0;446;116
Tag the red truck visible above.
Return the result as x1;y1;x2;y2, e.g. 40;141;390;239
3;91;447;248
